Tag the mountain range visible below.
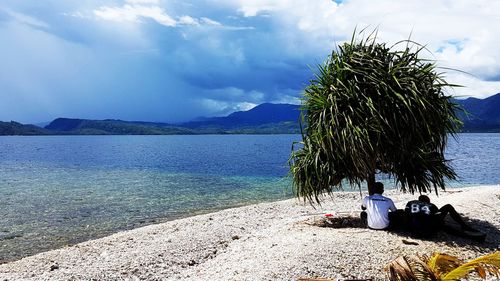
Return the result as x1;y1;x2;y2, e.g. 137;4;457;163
453;93;500;132
1;93;499;135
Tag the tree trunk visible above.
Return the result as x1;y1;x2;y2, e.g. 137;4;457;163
367;170;376;195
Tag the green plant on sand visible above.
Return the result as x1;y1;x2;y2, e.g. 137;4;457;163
386;251;500;281
289;30;463;201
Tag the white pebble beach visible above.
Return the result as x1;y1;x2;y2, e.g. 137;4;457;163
1;185;499;281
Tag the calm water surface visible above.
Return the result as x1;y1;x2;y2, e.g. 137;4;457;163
0;134;499;261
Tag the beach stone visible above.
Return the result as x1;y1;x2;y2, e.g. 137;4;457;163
0;186;498;281
49;264;59;271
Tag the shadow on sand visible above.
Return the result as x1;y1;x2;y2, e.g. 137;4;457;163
310;215;499;252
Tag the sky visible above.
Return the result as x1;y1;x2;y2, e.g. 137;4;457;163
1;0;500;124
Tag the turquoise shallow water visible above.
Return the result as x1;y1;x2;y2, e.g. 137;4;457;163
0;134;499;261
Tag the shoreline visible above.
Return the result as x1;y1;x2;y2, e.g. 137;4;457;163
0;183;485;263
0;183;487;264
1;185;499;280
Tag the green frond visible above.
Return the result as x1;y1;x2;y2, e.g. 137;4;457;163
289;29;463;201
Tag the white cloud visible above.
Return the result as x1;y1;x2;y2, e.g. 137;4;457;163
236;102;258;111
444;73;500;99
220;0;500;98
200;17;221;26
1;7;50;28
238;4;275;17
205;87;264;103
178;15;199;26
271;91;301;105
93;2;225;29
328;0;500;97
198;98;257;116
94;4;176;26
62;11;86;19
125;0;160;4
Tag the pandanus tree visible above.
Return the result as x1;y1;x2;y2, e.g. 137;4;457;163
289;31;462;202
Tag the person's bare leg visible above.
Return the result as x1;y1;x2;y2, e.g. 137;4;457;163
438;204;486;241
439;204;474;231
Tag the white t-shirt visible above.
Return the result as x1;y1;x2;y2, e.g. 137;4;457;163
362;194;397;229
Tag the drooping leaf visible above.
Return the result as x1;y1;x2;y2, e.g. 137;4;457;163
386;252;500;281
289;29;462;202
442;251;500;280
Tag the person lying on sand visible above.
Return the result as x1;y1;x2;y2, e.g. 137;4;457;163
360;182;403;230
405;195;486;241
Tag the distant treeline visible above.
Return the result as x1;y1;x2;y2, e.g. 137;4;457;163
0;121;51;135
2;94;500;135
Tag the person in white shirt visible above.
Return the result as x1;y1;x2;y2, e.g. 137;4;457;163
360;182;397;230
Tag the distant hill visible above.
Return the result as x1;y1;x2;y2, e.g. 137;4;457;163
40;103;302;135
182;103;301;129
0;121;50;135
2;94;500;135
44;118;193;135
454;93;500;132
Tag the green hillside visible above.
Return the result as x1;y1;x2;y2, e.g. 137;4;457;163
0;121;50;135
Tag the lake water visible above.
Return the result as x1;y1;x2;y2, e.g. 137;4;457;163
0;134;499;261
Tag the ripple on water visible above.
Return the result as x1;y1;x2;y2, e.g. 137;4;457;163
0;134;499;260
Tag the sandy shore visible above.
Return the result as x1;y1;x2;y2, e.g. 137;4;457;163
1;185;499;280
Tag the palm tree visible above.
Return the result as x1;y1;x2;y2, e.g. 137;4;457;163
289;30;462;202
386;252;500;281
